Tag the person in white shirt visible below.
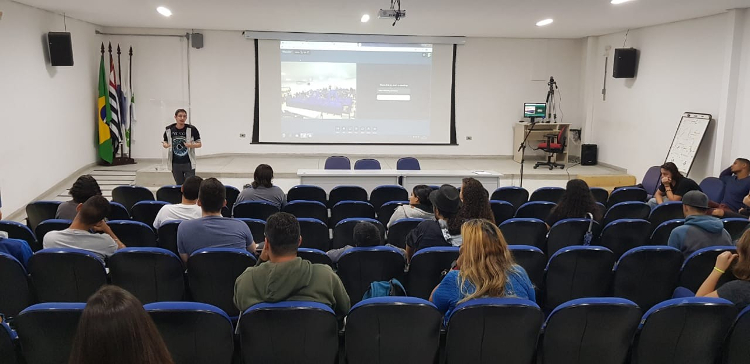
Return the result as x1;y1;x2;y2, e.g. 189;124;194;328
43;195;126;259
153;176;203;229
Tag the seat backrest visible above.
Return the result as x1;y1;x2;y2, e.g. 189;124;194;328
34;219;72;245
607;187;648;208
700;177;726;203
145;302;234;364
499;218;548;248
332;218;385;250
29;248;107;302
590;187;609;205
109;247;186;304
346;297;441;364
0;252;33;319
446;298;543;364
602;201;651;227
648;201;685;230
0;322;16;364
509;245;546;292
490;200;515;225
298;218;331;251
109;201;131;221
25;201;62;232
723;218;750;241
297;247;334;266
187;248;257;317
235;218;266;244
324;156;351;170
239;301;338;364
396;157;421;170
491;187;529;212
633;297;737;364
378;201;409;226
649;218;684;245
157;220;181;255
515;201;556;220
107;220;157;247
544;246;615;312
613;246;683;311
407;246;459;300
546;218;600;256
282;200;328;222
0;221;39;252
156;185;183;204
112;185;155;212
599;219;652;259
330;201;376;228
529;187;566;203
328;185;368;207
641;166;662;196
15;303;84;364
679;246;737;292
370;185;409;210
354;158;381;170
557;125;567;147
131;201;169;226
223;185;241;217
542;298;641;364
232;201;279;220
386;218;423;249
287;185;327;204
337;246;406;304
724;306;750;364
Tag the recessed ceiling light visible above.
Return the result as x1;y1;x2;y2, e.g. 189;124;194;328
361;14;370;23
157;6;172;17
611;0;635;4
536;18;553;27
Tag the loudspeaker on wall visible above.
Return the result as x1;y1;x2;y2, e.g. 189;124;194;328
613;48;638;79
48;32;74;66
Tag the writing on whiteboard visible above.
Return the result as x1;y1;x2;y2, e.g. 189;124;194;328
665;113;711;175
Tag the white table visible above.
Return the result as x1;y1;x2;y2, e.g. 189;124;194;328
297;169;502;194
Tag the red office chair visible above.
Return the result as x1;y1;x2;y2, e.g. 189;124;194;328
534;125;567;170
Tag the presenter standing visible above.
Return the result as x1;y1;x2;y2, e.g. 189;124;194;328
163;109;202;184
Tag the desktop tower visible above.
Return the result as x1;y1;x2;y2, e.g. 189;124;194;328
581;144;598;166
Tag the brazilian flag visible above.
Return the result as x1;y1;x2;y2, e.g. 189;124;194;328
97;50;114;163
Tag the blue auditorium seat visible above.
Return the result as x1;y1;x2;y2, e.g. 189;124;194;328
599;218;651;258
107;219;157;247
29;248;106;302
283;200;328;222
546;218;600;255
332;218;385;250
25;200;61;232
156;185;183;204
491;186;529;212
370;185;408;210
328;185;368;208
678;246;737;292
514;201;556;220
187;248;256;318
15;303;85;364
543;246;615;312
612;246;682;311
337;246;406;304
0;252;34;319
499;218;548;248
386;218;423;249
297;247;334;266
407;246;459;300
232;200;279;220
298;218;331;251
109;247;186;304
130;200;169;226
287;185;327;204
112;185;155;212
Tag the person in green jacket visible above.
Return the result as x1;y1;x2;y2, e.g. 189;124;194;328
233;212;351;317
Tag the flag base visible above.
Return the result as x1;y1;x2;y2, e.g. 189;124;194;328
99;157;136;166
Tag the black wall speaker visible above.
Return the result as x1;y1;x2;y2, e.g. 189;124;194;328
613;48;638;78
581;144;598;166
48;32;74;66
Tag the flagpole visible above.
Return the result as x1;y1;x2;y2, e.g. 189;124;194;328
128;46;134;160
107;42;116;158
116;44;123;158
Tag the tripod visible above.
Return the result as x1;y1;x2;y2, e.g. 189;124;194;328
546;77;558;123
518;118;537;188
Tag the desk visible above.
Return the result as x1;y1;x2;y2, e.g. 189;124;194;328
513;123;570;164
297;170;502;194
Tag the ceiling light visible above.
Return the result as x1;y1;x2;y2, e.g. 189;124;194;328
361;14;370;23
536;18;553;27
157;6;172;17
611;0;635;4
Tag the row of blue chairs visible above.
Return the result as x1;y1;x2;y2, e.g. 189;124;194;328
4;296;749;364
324;156;421;171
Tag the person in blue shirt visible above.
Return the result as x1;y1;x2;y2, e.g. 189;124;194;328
430;218;535;324
710;158;750;218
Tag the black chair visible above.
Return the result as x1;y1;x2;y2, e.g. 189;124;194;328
239;301;339;364
678;246;737;292
298;218;331;251
499;218;548;248
0;221;39;251
370;185;408;210
607;186;647;208
407;246;459;300
146;302;234;364
332;218;385;250
491;186;529;212
109;201;131;221
509;245;546;293
378;201;408;226
15;303;84;364
34;219;71;245
328;185;368;208
157;220;181;255
724;218;750;241
287;185;327;204
529;187;566;203
446;298;543;364
108;220;157;247
223;185;241;218
131;200;169;226
590;187;609;205
534;126;568;170
543;246;615;312
330;201;376;228
232;201;280;220
25;200;62;231
602;201;651;227
0;252;34;319
345;297;441;364
387;218;423;249
515;201;556;220
236;218;266;244
490;200;515;225
324;156;351;170
298;248;334;266
29;248;107;302
599;219;651;259
724;305;750;364
187;248;256;318
109;247;186;304
612;246;683;311
0;322;16;364
396;157;421;170
632;297;737;364
546;218;599;256
337;246;406;304
354;158;382;170
156;185;183;204
648;201;684;232
283;200;328;223
649;219;684;245
112;185;155;212
541;298;641;364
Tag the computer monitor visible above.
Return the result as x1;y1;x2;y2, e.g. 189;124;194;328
524;103;546;119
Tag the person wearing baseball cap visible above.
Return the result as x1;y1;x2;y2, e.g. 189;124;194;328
668;190;733;258
405;184;463;262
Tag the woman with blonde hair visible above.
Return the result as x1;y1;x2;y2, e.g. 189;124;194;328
430;219;535;321
696;229;750;310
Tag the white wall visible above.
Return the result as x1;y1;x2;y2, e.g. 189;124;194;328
731;10;750;161
0;1;100;216
100;29;585;158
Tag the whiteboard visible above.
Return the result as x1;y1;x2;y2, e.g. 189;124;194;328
665;113;711;175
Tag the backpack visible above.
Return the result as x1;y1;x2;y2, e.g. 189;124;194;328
362;278;407;300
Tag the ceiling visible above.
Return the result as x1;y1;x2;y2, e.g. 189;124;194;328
14;0;750;38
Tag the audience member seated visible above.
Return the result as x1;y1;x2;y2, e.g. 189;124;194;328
177;178;255;263
236;164;287;209
405;185;462;262
545;179;602;228
647;162;701;208
152;176;203;229
56;175;102;220
457;177;495;224
668;191;732;259
68;285;174;364
234;212;351;317
710;158;750;218
43;195;125;259
327;221;382;263
386;184;434;228
430;219;535;323
0;237;32;269
695;229;750;310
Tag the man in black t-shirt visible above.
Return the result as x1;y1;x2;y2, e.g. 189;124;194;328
162;109;202;184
